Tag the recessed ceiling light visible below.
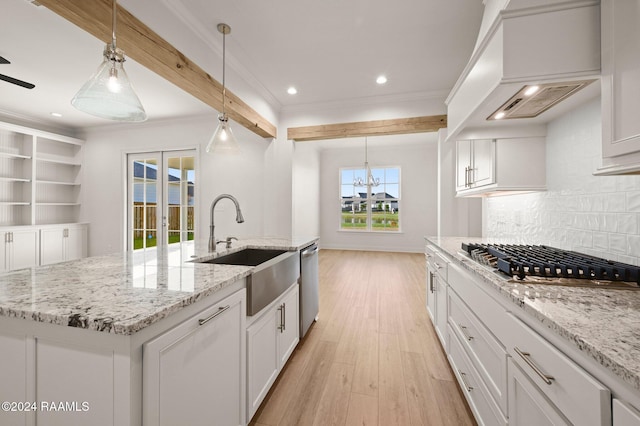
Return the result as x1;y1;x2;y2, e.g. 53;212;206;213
287;87;297;95
524;85;540;96
376;75;387;85
50;112;62;118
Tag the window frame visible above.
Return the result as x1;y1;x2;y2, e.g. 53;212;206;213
339;165;401;233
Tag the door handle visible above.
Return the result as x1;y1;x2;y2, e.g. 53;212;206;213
302;245;318;257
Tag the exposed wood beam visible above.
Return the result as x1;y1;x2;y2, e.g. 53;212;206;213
287;115;447;141
38;0;277;139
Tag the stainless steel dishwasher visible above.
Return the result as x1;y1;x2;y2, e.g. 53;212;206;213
299;242;319;338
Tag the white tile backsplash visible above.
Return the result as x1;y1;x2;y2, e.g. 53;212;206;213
484;99;640;264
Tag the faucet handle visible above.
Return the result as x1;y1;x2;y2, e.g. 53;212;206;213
225;236;238;249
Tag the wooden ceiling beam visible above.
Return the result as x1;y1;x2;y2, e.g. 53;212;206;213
288;115;447;141
38;0;277;138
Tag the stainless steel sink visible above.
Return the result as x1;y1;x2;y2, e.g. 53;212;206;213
200;248;287;266
197;248;300;315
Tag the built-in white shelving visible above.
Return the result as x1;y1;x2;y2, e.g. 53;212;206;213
0;121;83;226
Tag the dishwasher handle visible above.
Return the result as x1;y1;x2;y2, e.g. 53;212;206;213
301;245;318;258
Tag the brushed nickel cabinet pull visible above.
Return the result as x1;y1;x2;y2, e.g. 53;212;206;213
460;325;474;341
198;305;230;326
515;347;554;385
282;303;286;332
459;371;473;392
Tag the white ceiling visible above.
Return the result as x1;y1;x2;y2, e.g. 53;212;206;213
0;0;483;131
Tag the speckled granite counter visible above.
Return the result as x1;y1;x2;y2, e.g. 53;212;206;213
426;236;640;393
0;237;318;335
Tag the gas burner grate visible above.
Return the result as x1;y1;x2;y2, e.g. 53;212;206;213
462;243;640;285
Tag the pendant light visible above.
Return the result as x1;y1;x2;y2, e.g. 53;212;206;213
71;0;147;122
206;23;240;154
353;136;380;187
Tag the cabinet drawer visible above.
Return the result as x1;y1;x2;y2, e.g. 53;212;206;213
448;289;507;414
425;244;448;281
448;263;510;343
448;325;507;426
613;399;640;426
506;314;611;426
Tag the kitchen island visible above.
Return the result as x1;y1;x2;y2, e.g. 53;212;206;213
0;237;317;426
427;236;640;425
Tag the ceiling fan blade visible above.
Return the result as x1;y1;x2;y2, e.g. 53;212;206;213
0;56;10;64
0;73;35;89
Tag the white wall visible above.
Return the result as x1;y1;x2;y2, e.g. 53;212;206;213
318;136;437;253
292;143;321;238
81;115;270;256
483;98;640;265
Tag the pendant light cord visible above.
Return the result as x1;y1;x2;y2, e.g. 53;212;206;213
111;0;117;49
221;28;226;116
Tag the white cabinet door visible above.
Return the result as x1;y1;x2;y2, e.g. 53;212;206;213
40;227;65;266
472;139;495;188
456;140;473;191
40;225;87;266
434;274;448;349
0;233;7;273
247;307;279;420
614;399;640;426
246;283;300;422
9;228;38;270
601;0;640;159
65;225;87;261
143;289;246;426
0;332;28;426
508;358;570;426
278;284;299;366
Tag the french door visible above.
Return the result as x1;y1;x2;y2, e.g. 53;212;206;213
127;150;196;250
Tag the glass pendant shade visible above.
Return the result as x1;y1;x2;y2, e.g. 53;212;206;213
71;45;147;122
206;113;240;154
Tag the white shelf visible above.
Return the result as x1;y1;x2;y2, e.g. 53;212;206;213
0;202;31;206
35;180;80;186
0;177;30;183
35;202;81;206
0;152;31;160
36;157;81;167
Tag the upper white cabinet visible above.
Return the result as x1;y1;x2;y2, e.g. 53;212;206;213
0;121;83;227
597;0;640;175
456;137;546;197
456;139;496;192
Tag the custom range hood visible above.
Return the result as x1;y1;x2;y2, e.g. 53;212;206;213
446;0;600;141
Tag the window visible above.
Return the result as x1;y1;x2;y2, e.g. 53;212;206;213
340;166;400;232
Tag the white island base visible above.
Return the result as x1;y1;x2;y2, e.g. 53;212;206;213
0;280;246;426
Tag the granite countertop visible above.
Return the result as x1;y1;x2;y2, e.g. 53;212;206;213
426;236;640;392
0;237;318;336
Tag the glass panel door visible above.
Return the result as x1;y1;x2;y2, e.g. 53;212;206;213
127;150;196;250
164;153;195;245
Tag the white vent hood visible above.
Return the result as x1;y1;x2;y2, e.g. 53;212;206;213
446;0;600;142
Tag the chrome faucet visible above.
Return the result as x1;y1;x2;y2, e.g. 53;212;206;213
209;194;244;252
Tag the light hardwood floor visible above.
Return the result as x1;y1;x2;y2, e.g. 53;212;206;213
249;250;476;426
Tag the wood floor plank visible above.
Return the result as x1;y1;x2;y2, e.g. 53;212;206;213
249;250;475;426
311;362;354;426
378;332;411;426
345;392;378;426
277;340;338;426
